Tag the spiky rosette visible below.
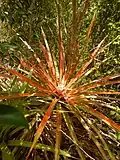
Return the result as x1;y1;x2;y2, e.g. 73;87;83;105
0;1;120;160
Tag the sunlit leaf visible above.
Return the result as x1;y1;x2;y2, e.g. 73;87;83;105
8;140;72;158
26;98;58;160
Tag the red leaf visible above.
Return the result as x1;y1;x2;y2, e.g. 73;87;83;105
26;98;58;160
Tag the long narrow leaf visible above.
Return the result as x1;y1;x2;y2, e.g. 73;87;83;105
8;69;51;93
77;74;120;92
92;96;120;101
79;80;120;92
59;39;65;83
69;105;112;160
20;58;50;84
66;38;106;88
86;119;116;160
86;14;96;43
0;92;48;100
0;143;14;160
34;53;56;91
0;74;12;79
55;105;62;160
77;103;120;131
26;98;58;160
63;41;80;83
67;99;120;131
57;0;65;83
41;28;57;84
63;112;86;160
8;140;72;158
82;91;120;95
91;133;108;160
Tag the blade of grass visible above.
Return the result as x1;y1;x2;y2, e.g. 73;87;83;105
20;58;50;84
66;99;120;131
0;74;12;79
85;14;96;44
16;33;34;52
81;91;120;95
79;80;120;92
75;104;116;159
80;13;96;61
65;0;78;77
61;129;95;160
63;41;80;83
56;0;65;83
68;105;115;160
91;133;108;160
19;68;33;94
77;103;120;131
82;56;113;78
71;0;77;44
0;143;15;160
0;92;48;100
26;98;58;160
76;0;89;28
73;0;89;56
80;118;108;160
63;112;86;160
66;38;106;88
41;27;57;84
8;140;72;158
70;0;90;51
92;96;120;101
20;58;56;91
59;39;65;83
75;97;117;110
55;104;62;160
78;74;120;92
34;53;56;91
86;119;116;160
7;68;51;93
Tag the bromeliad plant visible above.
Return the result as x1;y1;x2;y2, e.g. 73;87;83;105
0;0;120;160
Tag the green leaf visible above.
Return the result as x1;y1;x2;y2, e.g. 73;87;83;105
110;111;115;116
116;132;120;140
0;143;15;160
0;104;28;128
63;112;86;160
8;140;71;158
